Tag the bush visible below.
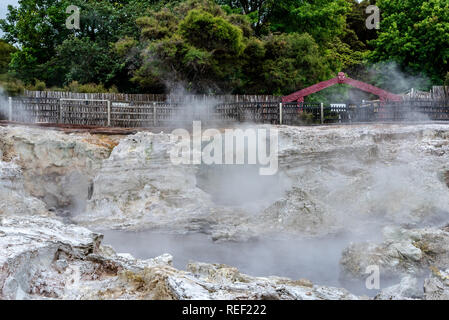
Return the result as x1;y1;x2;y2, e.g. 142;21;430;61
26;79;46;91
0;75;25;96
65;81;117;93
299;111;316;124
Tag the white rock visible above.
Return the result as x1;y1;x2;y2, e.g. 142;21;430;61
375;276;422;300
341;226;449;280
0;215;359;300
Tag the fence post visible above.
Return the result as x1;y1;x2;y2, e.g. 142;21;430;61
59;99;63;123
107;100;111;127
279;102;283;125
8;97;12;121
153;102;157;126
320;102;324;124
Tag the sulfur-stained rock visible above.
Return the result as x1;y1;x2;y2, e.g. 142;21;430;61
0;160;49;217
0;126;114;211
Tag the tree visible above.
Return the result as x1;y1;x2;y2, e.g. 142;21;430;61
242;33;332;94
370;0;449;83
217;0;273;32
266;0;351;43
52;36;114;85
345;0;378;49
133;2;247;93
0;40;16;74
0;0;155;87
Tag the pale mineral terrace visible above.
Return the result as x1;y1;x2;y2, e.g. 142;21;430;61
1;123;449;299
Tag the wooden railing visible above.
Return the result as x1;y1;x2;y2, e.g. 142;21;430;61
3;95;449;128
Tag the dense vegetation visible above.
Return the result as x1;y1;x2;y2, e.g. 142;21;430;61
0;0;447;97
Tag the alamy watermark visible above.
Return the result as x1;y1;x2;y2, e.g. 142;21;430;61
366;5;380;30
365;265;380;290
66;5;80;30
169;122;279;176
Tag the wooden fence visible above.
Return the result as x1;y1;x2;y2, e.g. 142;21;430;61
23;90;281;103
3;94;449;128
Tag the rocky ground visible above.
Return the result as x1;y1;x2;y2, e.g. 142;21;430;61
0;215;360;300
2;123;449;299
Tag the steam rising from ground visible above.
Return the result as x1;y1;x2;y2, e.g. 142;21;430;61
366;62;431;94
319;62;430;109
163;82;223;128
0;87;8;120
95;123;449;295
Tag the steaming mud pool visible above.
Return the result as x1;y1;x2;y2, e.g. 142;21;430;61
2;123;449;299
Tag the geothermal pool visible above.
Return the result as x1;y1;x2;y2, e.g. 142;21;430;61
101;230;387;295
2;123;449;299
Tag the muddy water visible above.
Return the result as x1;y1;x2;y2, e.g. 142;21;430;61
102;229;390;296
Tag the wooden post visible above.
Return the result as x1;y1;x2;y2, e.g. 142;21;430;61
279;102;283;125
153;102;157;126
107;100;111;127
320;102;324;124
8;97;12;121
59;99;63;123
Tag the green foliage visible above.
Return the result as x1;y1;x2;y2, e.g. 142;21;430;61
0;0;444;95
0;40;16;74
53;36;114;85
370;0;449;83
272;0;351;43
179;9;244;54
132;1;334;94
114;37;138;57
0;74;25;96
244;33;332;94
0;0;154;89
133;2;248;93
27;79;47;91
65;81;118;93
299;111;316;124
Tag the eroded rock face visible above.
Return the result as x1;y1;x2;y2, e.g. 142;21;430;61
0;126;115;212
4;123;449;241
74;132;219;231
374;268;449;300
0;160;49;217
275;124;449;236
0;216;359;300
0;215;102;299
3;124;449;299
75;124;449;241
423;268;449;300
374;276;423;300
340;226;449;281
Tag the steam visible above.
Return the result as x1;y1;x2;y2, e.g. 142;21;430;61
100;122;449;297
0;88;34;123
315;62;434;121
163;82;223;128
0;87;9;121
366;62;431;94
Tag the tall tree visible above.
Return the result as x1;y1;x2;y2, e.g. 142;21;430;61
0;0;154;87
264;0;351;43
370;0;449;83
0;40;16;74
